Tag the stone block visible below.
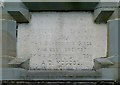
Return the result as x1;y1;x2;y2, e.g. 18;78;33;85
0;19;16;57
4;1;31;23
0;8;13;20
9;56;31;69
0;68;27;80
94;2;118;23
107;19;119;57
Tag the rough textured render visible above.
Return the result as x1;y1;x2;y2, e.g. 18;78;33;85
17;12;107;70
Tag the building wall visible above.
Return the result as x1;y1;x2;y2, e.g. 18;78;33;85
17;12;107;70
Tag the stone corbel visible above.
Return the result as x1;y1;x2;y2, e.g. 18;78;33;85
8;56;31;70
4;0;31;23
94;1;119;23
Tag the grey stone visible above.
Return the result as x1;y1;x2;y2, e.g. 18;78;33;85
4;1;31;23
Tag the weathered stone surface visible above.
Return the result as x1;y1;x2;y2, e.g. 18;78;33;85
18;12;107;70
